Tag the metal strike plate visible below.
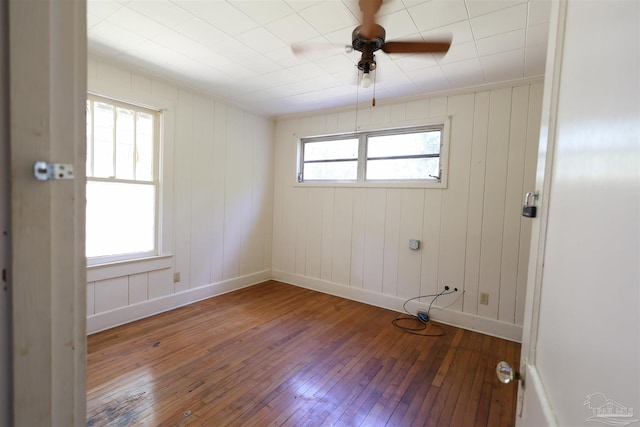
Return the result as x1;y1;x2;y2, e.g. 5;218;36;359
34;161;74;181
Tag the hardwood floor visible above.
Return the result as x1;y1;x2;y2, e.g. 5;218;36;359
87;281;520;426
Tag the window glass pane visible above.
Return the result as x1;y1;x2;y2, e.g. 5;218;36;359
136;112;154;181
115;108;135;180
86;181;155;258
93;102;115;178
367;131;441;158
86;100;92;176
366;158;439;180
304;138;358;161
304;161;358;180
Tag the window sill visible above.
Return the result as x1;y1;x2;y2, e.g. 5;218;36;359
293;181;447;189
87;254;173;283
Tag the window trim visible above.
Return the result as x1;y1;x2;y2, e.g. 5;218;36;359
86;93;162;266
296;118;450;189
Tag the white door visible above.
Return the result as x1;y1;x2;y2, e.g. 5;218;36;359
8;0;87;425
516;0;640;425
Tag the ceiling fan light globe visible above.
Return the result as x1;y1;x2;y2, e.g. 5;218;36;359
361;73;372;88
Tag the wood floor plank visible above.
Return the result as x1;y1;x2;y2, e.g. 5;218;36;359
87;281;520;427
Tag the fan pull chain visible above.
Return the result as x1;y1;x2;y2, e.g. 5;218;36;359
372;68;376;107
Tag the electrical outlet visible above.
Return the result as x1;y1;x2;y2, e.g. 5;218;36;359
173;272;180;283
479;292;489;305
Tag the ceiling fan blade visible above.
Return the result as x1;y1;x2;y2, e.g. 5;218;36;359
359;0;383;39
382;40;452;54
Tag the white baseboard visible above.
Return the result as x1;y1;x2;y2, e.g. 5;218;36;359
87;270;271;334
272;270;523;343
88;269;523;342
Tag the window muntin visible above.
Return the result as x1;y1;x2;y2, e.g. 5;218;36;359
86;94;160;264
299;125;444;184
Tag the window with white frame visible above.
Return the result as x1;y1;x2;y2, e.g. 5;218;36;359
298;124;447;185
86;94;160;264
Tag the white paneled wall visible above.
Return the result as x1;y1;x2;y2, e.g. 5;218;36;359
272;81;543;341
86;57;274;333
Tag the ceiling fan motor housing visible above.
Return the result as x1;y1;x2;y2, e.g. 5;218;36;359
353;25;385;72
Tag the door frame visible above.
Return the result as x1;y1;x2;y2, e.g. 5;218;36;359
9;0;87;425
515;0;567;425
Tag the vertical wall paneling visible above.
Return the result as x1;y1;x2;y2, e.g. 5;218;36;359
238;114;255;276
331;188;354;285
363;189;386;293
86;58;275;333
382;189;401;296
273;81;543;340
128;273;148;305
437;94;475;311
477;88;513;319
349;189;367;288
148;269;173;299
498;85;530;322
397;189;425;299
189;96;215;287
294;189;308;276
211;102;227;283
94;277;128;313
420;190;442;298
222;108;244;280
304;188;323;278
87;283;95;316
463;91;491;315
174;90;194;292
320;188;335;281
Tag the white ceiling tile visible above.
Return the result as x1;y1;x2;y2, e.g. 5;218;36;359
87;13;103;30
408;0;469;32
172;17;230;48
312;54;355;74
470;3;528;40
524;42;547;76
421;20;473;45
88;0;549;117
288;61;333;79
153;29;234;69
378;9;421;39
126;0;193;28
528;0;552;26
236;27;291;53
526;23;549;46
87;0;123;19
210;37;260;61
476;29;525;57
284;0;321;12
298;2;358;34
228;1;295;25
440;58;484;86
265;13;321;44
89;20;148;52
465;0;527;18
173;1;259;35
480;49;524;81
392;54;438;72
105;7;168;39
436;41;478;65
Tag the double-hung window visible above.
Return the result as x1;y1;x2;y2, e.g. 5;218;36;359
86;94;160;264
298;123;447;186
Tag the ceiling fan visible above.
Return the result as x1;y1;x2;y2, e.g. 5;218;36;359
293;0;452;89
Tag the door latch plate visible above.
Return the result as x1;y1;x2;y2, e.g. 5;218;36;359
34;161;74;181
